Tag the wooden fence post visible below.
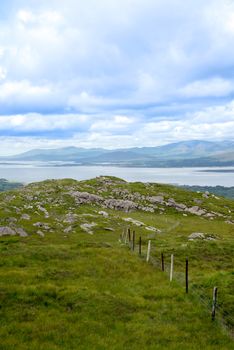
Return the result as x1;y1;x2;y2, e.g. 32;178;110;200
139;236;142;256
186;258;189;293
161;253;164;272
212;287;218;321
132;230;135;251
170;254;174;282
128;228;131;243
124;228;128;244
146;240;151;262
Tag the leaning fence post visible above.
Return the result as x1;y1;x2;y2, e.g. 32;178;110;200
139;236;142;256
132;230;135;251
146;240;151;262
170;254;174;282
161;253;164;272
212;287;218;321
186;258;189;293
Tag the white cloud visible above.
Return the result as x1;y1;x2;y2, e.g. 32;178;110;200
0;66;7;80
0;99;233;155
0;0;234;152
90;115;135;132
17;9;63;26
17;10;34;24
0;80;52;100
0;113;89;132
180;78;234;98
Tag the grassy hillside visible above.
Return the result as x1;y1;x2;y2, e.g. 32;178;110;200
0;176;233;349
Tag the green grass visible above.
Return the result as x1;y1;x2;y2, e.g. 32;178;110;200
0;177;233;349
0;231;233;350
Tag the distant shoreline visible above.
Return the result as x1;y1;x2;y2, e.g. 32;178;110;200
199;169;234;173
1;161;234;170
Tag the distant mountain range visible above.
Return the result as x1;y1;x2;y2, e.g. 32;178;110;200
1;140;234;167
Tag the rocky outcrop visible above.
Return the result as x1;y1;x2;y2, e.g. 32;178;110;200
188;232;216;241
147;195;164;204
103;199;137;212
187;206;206;216
0;226;28;237
69;191;103;204
21;214;31;220
188;232;205;240
0;226;16;236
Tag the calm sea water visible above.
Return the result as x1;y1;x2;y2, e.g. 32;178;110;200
0;162;234;187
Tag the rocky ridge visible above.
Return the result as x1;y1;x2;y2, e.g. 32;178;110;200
0;176;233;238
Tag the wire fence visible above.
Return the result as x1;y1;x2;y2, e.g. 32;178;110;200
119;228;234;338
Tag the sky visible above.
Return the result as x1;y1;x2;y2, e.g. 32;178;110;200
1;0;234;155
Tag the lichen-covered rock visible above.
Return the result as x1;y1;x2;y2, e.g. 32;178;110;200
63;213;78;224
166;198;187;211
225;220;234;225
33;222;50;230
80;223;97;234
14;227;28;237
0;226;28;237
188;232;216;241
104;199;137;212
37;205;49;218
37;230;45;237
69;191;103;204
202;191;210;198
64;226;72;234
140;206;155;213
187;206;206;216
123;218;145;226
21;214;31;220
145;226;161;233
188;232;205;240
147;196;164;204
98;211;109;218
0;226;16;236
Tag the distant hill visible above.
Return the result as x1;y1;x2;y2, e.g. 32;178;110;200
0;179;23;192
182;185;234;200
0;140;234;167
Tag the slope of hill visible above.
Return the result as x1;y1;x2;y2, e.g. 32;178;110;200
0;176;233;349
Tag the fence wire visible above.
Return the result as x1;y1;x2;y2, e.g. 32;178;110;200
119;231;234;337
